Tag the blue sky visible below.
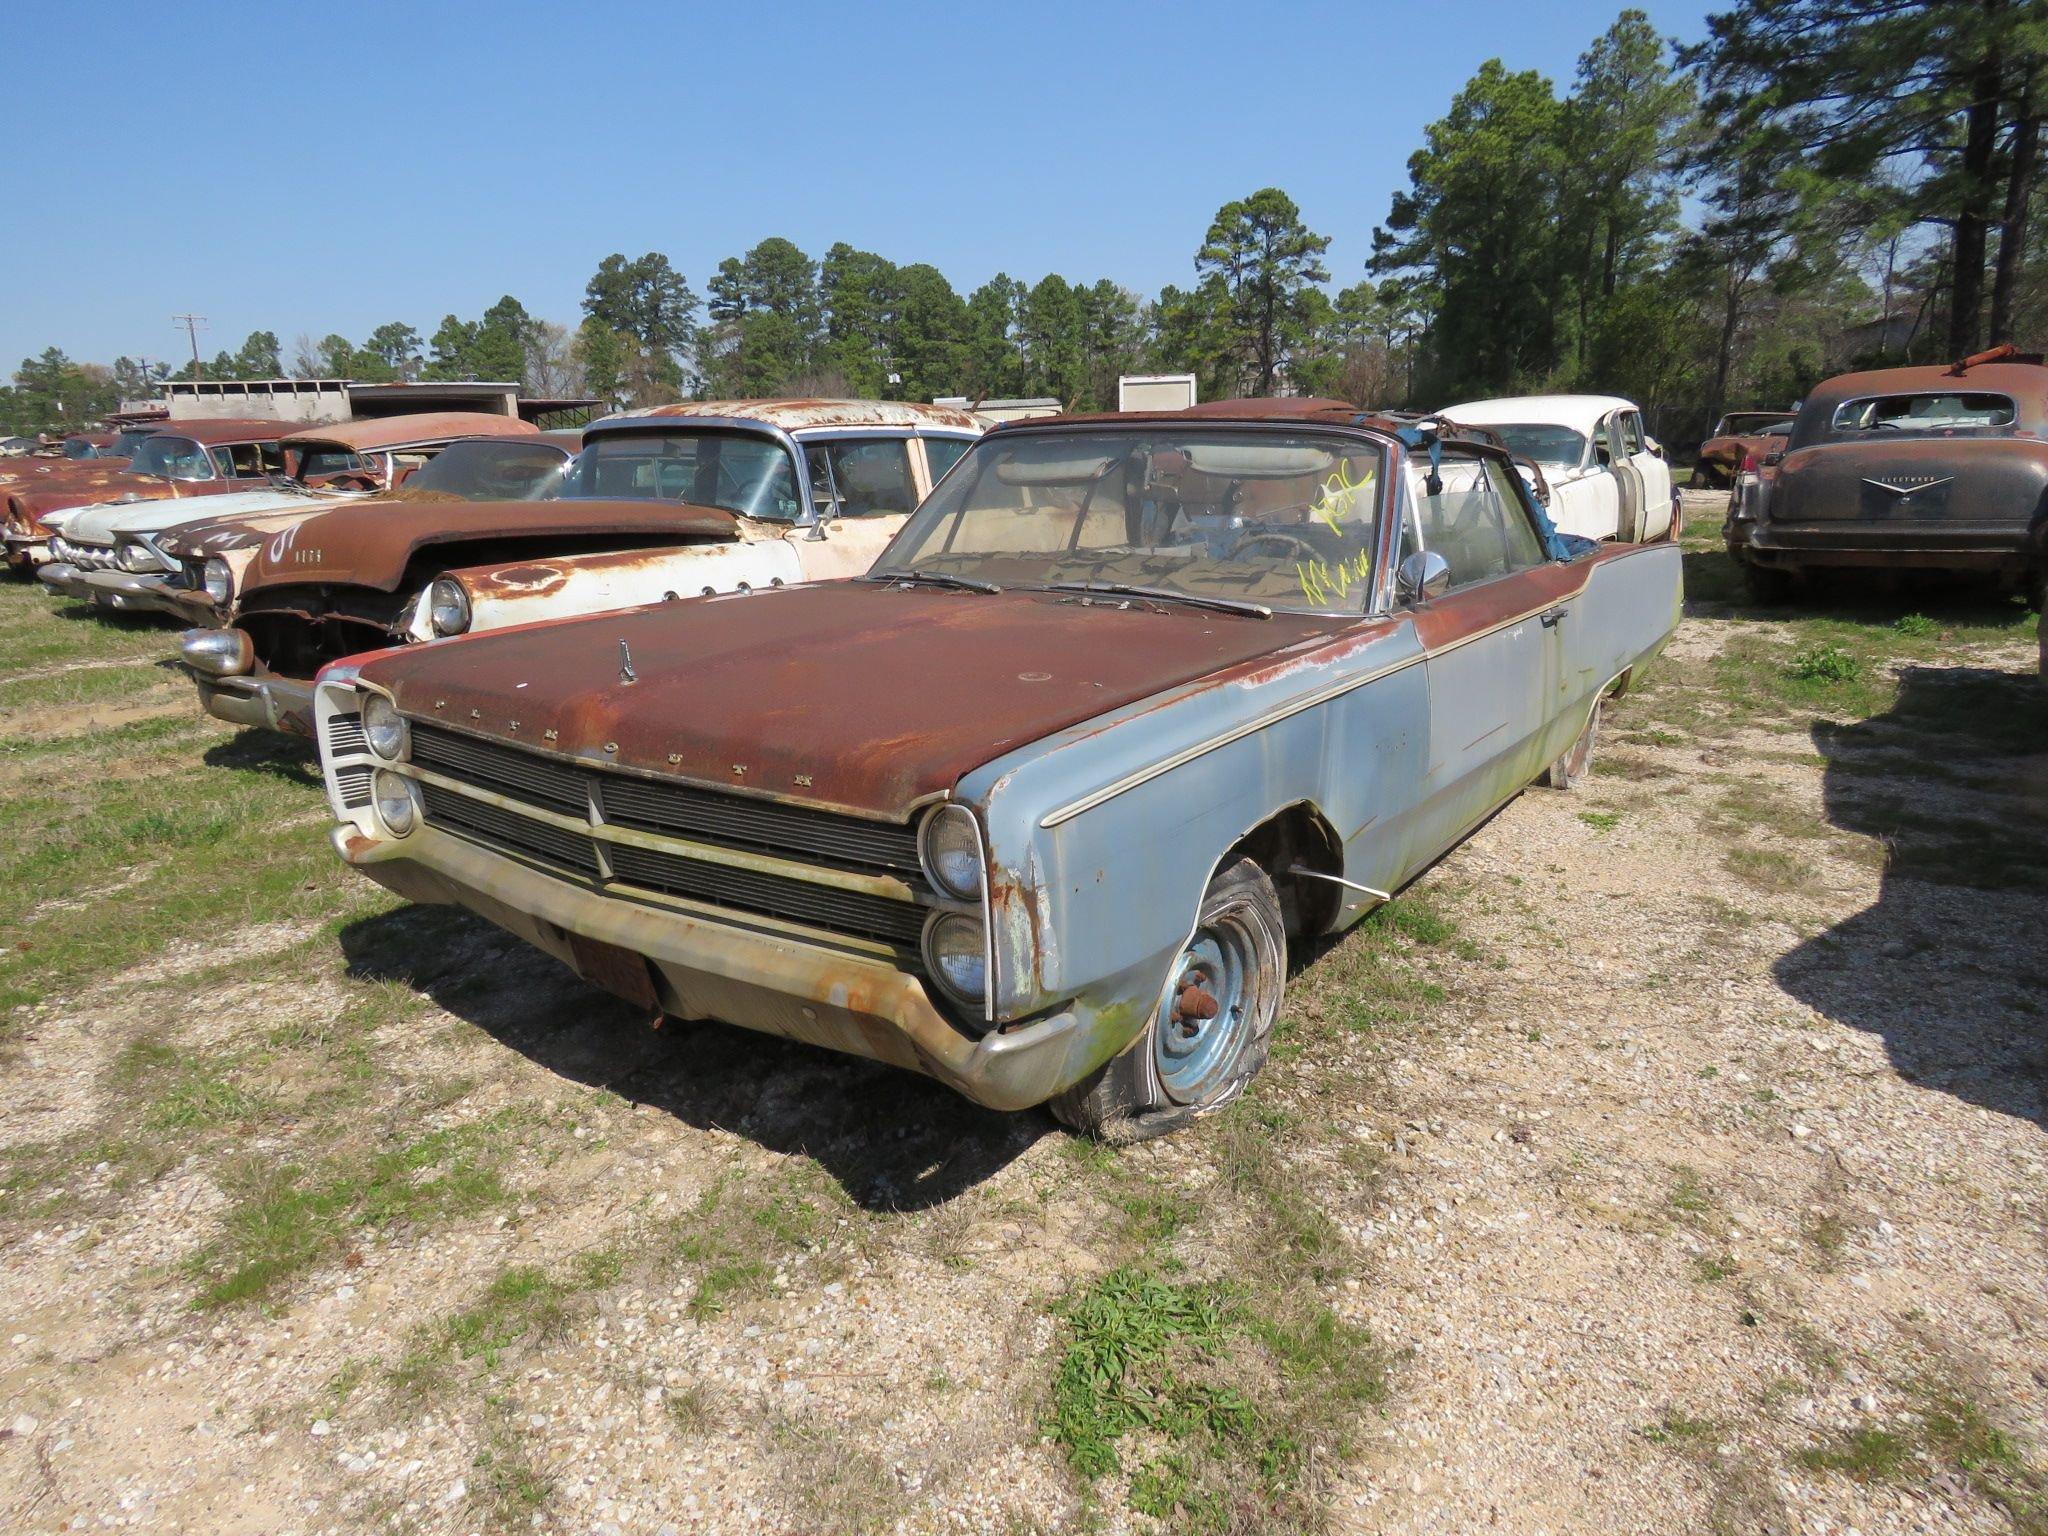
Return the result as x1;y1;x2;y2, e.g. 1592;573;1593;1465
4;0;1711;373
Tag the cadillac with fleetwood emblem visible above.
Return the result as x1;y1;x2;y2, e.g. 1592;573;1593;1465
314;399;1682;1140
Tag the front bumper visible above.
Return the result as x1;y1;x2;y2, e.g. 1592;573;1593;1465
3;533;50;571
335;821;1109;1113
189;668;317;736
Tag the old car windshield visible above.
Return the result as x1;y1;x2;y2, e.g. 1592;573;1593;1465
1831;392;2015;435
113;428;160;456
129;436;216;481
394;438;571;501
556;430;801;519
62;438;102;459
296;447;374;477
878;428;1387;614
1484;424;1586;470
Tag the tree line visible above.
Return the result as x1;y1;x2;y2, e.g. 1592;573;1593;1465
6;2;2043;446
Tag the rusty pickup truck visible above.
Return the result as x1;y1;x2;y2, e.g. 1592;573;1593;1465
313;399;1680;1139
185;399;980;737
1726;347;2048;603
40;414;545;616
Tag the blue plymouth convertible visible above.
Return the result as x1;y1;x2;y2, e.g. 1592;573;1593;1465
313;399;1681;1140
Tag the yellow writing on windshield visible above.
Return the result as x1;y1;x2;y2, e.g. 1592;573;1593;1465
1310;459;1376;534
1297;549;1373;607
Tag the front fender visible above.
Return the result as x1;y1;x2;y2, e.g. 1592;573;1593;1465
958;620;1428;1030
455;539;806;639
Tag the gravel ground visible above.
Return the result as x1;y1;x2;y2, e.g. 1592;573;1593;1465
0;529;2042;1535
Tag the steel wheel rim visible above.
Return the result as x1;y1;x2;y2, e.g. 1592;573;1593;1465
1153;914;1255;1106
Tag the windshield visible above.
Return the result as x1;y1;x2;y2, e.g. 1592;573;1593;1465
556;430;801;519
296;447;375;478
1830;392;2015;436
1484;424;1586;470
62;438;102;459
113;428;159;456
129;436;216;482
394;438;571;501
1719;414;1787;435
878;427;1387;614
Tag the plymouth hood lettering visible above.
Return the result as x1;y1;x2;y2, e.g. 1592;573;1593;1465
356;581;1342;818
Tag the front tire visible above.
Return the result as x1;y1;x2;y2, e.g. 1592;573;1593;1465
1542;702;1600;790
1047;858;1285;1143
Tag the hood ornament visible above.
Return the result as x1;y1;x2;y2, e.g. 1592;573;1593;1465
618;639;638;685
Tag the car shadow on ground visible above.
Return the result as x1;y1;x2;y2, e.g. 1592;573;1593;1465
336;902;1050;1211
1774;665;2048;1130
202;728;321;789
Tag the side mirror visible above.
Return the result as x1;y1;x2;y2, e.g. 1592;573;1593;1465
1396;550;1451;605
804;492;841;542
1762;451;1786;468
1645;436;1664;458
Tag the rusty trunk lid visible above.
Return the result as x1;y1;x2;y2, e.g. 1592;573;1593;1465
358;581;1341;819
1771;437;2048;525
240;498;742;594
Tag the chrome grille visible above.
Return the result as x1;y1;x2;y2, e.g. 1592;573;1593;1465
420;782;600;876
327;712;367;757
413;724;586;814
410;722;923;882
407;723;932;954
605;845;927;946
335;765;372;811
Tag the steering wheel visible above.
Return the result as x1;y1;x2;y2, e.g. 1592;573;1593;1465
1228;528;1324;562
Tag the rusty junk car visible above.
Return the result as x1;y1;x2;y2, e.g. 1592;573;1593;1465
1692;409;1795;488
312;398;1681;1139
40;414;547;617
1726;346;2048;604
3;418;290;573
185;399;980;737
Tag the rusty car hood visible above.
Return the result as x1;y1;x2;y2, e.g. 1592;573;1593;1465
357;581;1341;819
239;498;742;594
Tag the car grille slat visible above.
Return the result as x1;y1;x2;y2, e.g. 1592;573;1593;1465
335;765;373;811
420;782;600;876
604;845;927;947
327;712;367;757
413;723;587;814
599;777;922;875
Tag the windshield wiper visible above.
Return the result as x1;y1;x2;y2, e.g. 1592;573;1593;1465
1043;580;1272;619
867;567;1003;594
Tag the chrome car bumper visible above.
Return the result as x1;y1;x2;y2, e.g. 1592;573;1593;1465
334;821;1102;1112
190;670;318;737
1736;520;2037;573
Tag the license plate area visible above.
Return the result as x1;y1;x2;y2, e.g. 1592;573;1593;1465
567;931;661;1011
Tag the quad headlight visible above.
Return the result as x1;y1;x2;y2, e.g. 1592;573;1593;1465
371;769;419;837
428;576;471;636
922;911;987;1006
203;556;232;604
116;540;162;573
362;693;409;761
919;804;984;900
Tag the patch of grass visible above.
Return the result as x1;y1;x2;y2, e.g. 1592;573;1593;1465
1692;1253;1739;1283
1785;643;1861;684
108;1037;267;1132
1724;844;1823;895
1641;1408;1722;1449
469;1402;554;1527
1666;1165;1723;1230
1894;612;1938;637
664;1384;715;1435
671;1170;840;1321
187;1116;518;1308
1798;1426;1913;1480
1578;811;1621;832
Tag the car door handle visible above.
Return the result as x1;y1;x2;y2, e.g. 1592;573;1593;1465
1539;606;1568;628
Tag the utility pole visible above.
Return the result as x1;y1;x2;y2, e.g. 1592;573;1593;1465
172;314;207;378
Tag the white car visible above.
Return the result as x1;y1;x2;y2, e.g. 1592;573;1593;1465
1439;394;1676;542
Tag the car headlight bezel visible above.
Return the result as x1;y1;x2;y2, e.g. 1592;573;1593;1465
371;768;419;837
428;576;471;637
202;556;232;604
362;693;410;762
921;910;988;1008
918;803;985;900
